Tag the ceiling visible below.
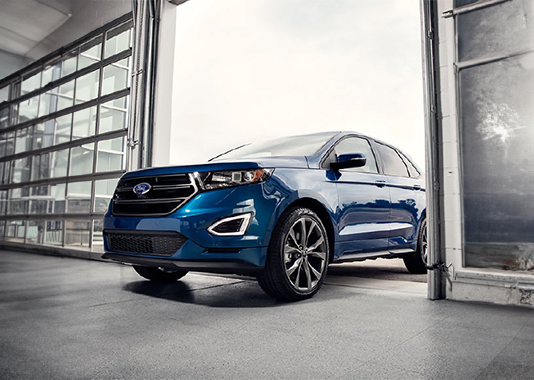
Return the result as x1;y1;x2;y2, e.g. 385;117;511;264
0;0;131;79
0;0;73;59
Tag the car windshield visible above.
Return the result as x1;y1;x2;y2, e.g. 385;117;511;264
211;132;338;161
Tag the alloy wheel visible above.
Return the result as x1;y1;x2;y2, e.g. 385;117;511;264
283;217;327;292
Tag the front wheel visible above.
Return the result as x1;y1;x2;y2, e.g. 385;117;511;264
133;266;188;282
403;218;428;274
257;207;329;301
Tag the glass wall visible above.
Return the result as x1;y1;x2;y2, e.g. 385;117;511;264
0;17;132;251
456;0;534;272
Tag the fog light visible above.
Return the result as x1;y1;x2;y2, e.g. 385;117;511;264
207;213;253;236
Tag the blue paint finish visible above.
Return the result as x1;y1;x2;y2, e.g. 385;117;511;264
103;132;426;272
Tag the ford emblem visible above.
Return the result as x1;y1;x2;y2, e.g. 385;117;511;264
133;182;152;195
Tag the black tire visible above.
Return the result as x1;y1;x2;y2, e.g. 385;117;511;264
133;266;188;283
403;218;428;274
257;207;329;301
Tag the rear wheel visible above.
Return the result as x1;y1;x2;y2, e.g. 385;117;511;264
257;207;329;301
403;218;428;274
133;266;188;283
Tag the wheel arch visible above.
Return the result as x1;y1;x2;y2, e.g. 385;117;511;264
417;209;427;244
282;197;336;263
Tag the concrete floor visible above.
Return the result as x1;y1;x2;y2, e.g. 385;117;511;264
1;250;533;380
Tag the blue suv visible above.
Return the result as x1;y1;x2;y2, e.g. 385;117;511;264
103;132;427;301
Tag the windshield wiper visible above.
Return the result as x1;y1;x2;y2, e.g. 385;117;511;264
208;143;250;162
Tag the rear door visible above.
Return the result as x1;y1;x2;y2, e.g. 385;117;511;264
332;136;391;256
373;142;423;252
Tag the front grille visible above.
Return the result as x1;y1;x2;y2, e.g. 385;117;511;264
105;230;187;256
112;173;197;216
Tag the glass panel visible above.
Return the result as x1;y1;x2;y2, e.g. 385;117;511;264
42;63;61;87
57;80;75;111
30;198;48;214
105;24;132;58
79;36;103;70
31;152;51;180
65;219;90;247
398;151;421;178
12;157;31;184
45;220;63;246
72;106;97;140
62;51;78;77
26;220;45;244
375;143;409;177
460;53;534;272
75;70;100;104
45;183;66;214
96;137;124;172
9;187;29;215
50;148;69;178
92;219;104;251
5;221;25;243
0;85;9;103
10;103;18;126
0;190;7;215
69;143;94;176
33;123;44;149
67;181;92;213
0;220;5;241
99;100;127;133
19;96;39;122
0;133;6;156
30;154;40;181
0;106;8;129
15;126;33;154
102;61;128;96
38;88;58;117
0;161;11;185
4;131;14;156
54;114;72;144
458;0;534;62
21;72;41;95
34;120;57;149
94;178;119;213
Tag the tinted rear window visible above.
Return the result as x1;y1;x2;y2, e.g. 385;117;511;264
375;143;409;177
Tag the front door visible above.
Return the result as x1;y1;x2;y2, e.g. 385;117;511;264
332;136;391;257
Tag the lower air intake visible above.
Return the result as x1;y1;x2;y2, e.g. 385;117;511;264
105;230;187;256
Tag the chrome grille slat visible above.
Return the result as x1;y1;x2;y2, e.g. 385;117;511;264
114;197;188;204
112;173;198;216
116;184;193;192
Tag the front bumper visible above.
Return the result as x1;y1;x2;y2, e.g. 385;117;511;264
102;251;265;274
103;182;283;269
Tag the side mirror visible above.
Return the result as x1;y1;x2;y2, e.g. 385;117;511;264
331;153;366;170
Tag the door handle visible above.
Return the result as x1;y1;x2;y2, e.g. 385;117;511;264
375;180;386;187
413;184;421;190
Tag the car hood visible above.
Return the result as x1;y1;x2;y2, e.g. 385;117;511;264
122;156;309;179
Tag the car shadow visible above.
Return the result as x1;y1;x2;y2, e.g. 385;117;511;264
327;261;427;283
123;279;286;308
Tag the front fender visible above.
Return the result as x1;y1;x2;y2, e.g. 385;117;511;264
262;168;338;246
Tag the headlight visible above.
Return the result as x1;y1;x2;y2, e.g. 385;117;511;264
196;169;273;190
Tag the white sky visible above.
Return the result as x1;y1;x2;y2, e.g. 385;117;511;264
169;0;425;166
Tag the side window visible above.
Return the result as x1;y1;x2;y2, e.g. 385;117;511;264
375;143;409;177
398;151;421;178
334;137;378;173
